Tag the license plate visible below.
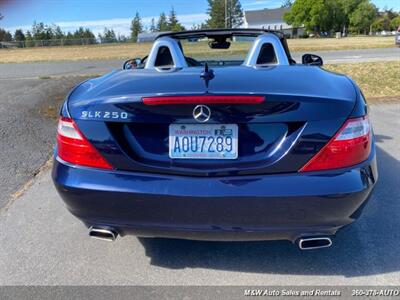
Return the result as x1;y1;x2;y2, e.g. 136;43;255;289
169;124;238;159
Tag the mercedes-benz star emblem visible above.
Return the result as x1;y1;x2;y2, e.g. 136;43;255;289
193;105;211;123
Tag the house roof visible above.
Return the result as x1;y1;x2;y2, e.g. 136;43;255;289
244;7;290;25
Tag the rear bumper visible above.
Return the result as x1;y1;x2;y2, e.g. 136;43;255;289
52;151;377;242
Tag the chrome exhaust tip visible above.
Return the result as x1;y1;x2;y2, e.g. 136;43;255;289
298;237;332;250
89;227;117;242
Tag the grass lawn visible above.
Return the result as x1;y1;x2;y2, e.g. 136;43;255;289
325;61;400;101
0;36;396;63
288;35;396;51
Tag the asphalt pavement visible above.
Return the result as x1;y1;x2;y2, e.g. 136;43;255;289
0;47;398;80
292;47;400;64
0;50;399;287
0;77;86;209
0;103;399;285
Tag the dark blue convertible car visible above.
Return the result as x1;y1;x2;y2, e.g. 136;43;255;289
52;29;377;250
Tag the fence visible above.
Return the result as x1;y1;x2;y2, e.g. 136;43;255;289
1;32;395;49
0;37;130;49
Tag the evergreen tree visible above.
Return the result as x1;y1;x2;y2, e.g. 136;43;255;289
83;28;96;44
52;25;64;39
206;0;243;29
14;29;25;41
100;27;117;43
65;32;74;45
25;31;34;47
157;12;169;31
130;11;143;42
32;22;54;40
168;7;185;31
71;27;96;44
0;28;12;41
150;18;156;32
13;29;25;47
118;34;128;42
227;0;244;28
281;0;293;7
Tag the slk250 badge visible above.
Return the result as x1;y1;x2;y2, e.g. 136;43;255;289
81;111;129;120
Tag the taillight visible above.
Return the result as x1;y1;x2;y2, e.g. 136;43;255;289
142;95;264;105
56;117;113;170
300;116;371;172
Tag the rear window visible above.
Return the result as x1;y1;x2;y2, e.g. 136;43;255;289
180;36;256;66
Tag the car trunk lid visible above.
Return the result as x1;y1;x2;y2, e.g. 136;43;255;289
68;66;356;176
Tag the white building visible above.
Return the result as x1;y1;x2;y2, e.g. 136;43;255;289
243;7;304;38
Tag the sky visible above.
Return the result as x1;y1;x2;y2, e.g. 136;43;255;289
1;0;399;37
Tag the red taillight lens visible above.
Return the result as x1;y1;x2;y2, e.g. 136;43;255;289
57;117;113;170
299;116;371;172
142;95;264;105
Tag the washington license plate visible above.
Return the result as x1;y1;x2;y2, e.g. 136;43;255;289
169;124;238;159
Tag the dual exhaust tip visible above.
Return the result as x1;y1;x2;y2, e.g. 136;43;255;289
88;227;332;250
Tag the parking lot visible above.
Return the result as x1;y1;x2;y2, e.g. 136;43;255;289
0;58;399;286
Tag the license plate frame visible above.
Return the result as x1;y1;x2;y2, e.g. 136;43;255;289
169;124;238;159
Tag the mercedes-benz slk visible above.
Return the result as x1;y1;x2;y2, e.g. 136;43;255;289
52;29;377;250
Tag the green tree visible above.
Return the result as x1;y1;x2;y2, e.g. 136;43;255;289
52;25;64;39
31;22;54;40
99;27;117;43
227;0;244;28
130;12;143;42
281;0;293;8
371;15;391;32
118;34;128;42
383;8;397;20
157;12;169;31
168;7;185;31
149;18;156;32
13;29;25;47
105;28;117;42
83;28;96;43
349;0;377;34
14;29;25;41
206;0;243;29
327;0;346;32
25;31;34;47
70;27;95;45
64;32;74;45
284;0;345;35
206;0;225;28
190;23;202;30
0;28;12;41
390;16;400;30
338;0;363;35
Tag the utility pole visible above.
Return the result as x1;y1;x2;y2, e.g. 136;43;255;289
225;0;228;28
